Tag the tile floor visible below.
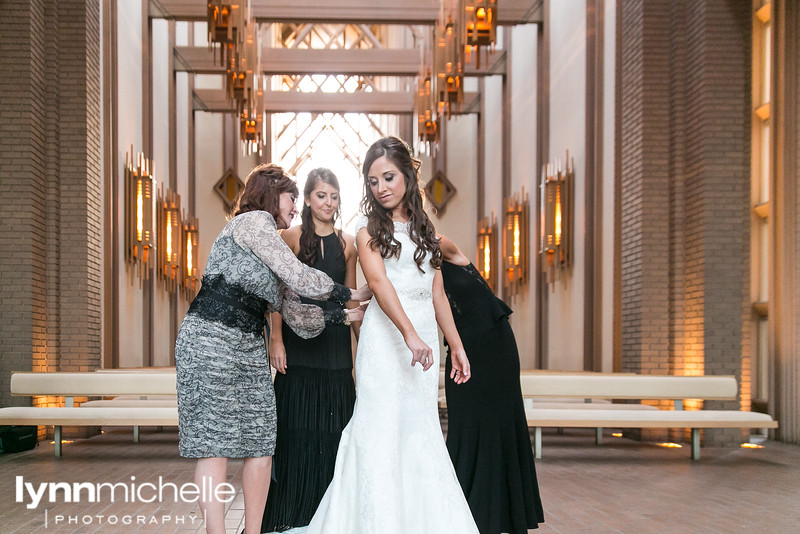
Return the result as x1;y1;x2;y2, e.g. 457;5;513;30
1;426;798;533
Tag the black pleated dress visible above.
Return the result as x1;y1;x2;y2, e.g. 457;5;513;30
260;233;356;533
442;261;544;534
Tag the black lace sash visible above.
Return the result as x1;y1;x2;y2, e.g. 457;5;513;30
187;275;269;335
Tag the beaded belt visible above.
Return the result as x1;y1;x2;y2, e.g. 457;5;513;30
396;287;432;301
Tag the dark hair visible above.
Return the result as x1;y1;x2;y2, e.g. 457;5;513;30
233;163;299;220
298;168;345;266
359;136;441;271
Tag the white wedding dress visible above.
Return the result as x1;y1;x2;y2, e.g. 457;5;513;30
303;219;479;534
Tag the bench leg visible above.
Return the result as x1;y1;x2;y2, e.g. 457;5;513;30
691;428;700;460
534;427;542;459
133;426;139;443
54;426;62;458
596;427;603;446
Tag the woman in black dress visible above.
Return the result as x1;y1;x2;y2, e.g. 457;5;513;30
260;168;358;533
439;234;544;534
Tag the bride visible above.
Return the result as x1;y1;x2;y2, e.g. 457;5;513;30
303;136;478;533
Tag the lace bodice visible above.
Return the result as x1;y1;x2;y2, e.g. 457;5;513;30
354;216;435;299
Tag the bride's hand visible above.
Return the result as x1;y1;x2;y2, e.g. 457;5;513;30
350;283;372;302
449;346;471;384
405;331;434;371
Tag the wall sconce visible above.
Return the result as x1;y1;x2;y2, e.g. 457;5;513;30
464;0;497;68
157;186;182;293
477;215;497;293
503;189;529;298
182;216;200;298
125;148;156;284
539;152;574;289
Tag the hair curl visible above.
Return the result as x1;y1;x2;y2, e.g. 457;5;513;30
233;163;298;221
298;168;345;266
359;136;441;271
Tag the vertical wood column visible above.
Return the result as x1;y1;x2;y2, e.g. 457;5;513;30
772;0;800;444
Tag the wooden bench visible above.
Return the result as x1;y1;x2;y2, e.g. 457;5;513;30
519;372;778;460
0;372;178;457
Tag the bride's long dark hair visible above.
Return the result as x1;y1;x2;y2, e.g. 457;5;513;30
359;136;441;271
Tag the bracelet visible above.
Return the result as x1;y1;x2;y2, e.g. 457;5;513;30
342;309;351;326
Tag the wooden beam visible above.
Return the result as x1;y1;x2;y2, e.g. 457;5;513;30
464;50;507;76
497;0;543;24
150;0;439;24
175;44;505;78
151;0;542;25
193;89;415;114
174;46;421;76
451;92;481;115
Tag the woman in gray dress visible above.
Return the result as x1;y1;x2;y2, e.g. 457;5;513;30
174;163;370;534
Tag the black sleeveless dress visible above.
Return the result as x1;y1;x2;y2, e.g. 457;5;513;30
441;261;544;534
261;232;356;532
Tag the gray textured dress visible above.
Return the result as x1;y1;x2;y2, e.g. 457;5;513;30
175;210;350;459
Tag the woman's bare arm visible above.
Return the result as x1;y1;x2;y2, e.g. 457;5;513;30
432;270;470;383
343;232;361;339
357;228;433;370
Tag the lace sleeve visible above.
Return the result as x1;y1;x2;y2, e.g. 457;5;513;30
280;287;348;338
279;287;325;339
234;211;337;300
353;216;368;251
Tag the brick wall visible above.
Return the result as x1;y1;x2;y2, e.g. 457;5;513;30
0;1;103;412
619;0;751;446
619;0;672;377
55;1;103;373
0;2;48;408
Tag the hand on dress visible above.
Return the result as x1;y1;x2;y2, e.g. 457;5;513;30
269;339;288;374
350;283;373;302
405;331;434;371
449;346;471;384
346;303;369;323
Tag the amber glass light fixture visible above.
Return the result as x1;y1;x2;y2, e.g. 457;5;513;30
435;15;464;117
157;186;182;293
207;2;246;65
125;148;156;284
182;216;200;297
503;189;529;298
416;62;439;153
477;215;497;292
464;0;497;68
539;152;574;289
208;2;264;154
